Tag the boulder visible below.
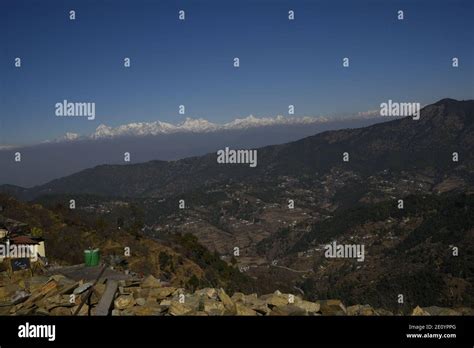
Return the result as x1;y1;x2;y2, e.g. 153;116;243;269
244;293;259;303
421;306;461;316
217;288;234;311
293;300;320;314
118;286;133;295
203;299;225;315
187;311;209;316
50;306;73;316
135;298;147;306
44;294;74;310
231;292;246;303
148;287;177;300
174;294;201;311
260;293;290;308
168;302;193;316
141;275;161;288
347;304;376;316
235;303;257;316
412;306;430;316
132;288;149;299
120;308;137;316
453;307;474;315
159;299;172;307
252;304;272;316
375;308;393;316
114;295;135;310
270;304;308;316
318;300;346;315
35;307;51;316
195;288;217;299
130;305;166;316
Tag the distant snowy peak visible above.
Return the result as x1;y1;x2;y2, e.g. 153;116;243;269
62;132;80;141
224;115;330;129
57;114;335;142
47;132;80;143
178;118;218;132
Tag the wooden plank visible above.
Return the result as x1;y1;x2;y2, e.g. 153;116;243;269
73;264;106;316
94;280;118;316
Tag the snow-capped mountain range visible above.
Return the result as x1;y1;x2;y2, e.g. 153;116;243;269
1;113;387;187
53;115;336;142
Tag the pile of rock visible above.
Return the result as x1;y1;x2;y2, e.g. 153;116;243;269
1;271;472;316
111;276;326;316
0;270;98;315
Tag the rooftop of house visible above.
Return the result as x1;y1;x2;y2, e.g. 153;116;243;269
9;235;40;245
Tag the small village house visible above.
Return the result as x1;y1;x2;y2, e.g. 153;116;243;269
0;217;46;263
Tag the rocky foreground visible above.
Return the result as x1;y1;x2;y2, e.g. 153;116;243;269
1;270;472;316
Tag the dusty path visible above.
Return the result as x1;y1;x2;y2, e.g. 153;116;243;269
46;264;132;282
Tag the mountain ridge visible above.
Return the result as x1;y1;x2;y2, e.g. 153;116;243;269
2;98;473;200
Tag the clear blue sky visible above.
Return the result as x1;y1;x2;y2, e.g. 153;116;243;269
1;0;473;145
